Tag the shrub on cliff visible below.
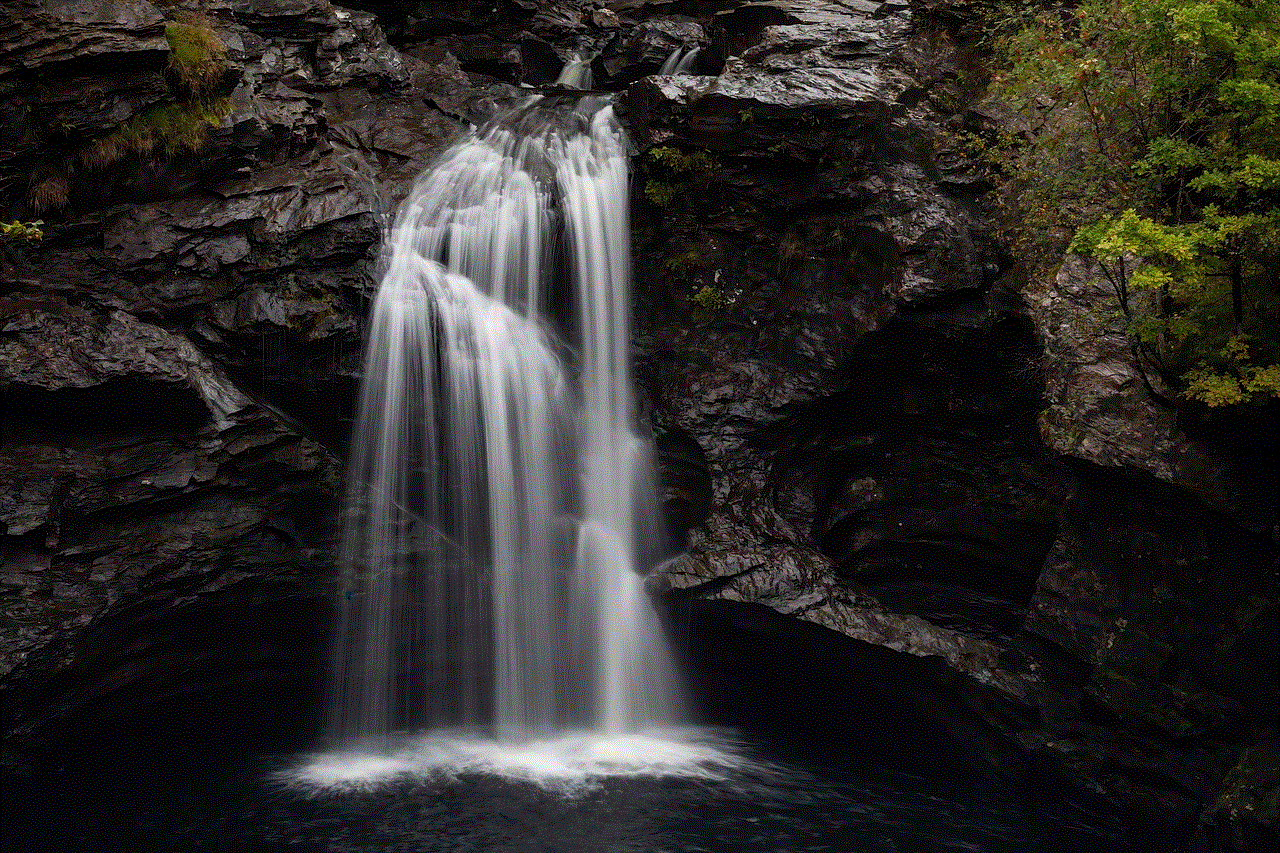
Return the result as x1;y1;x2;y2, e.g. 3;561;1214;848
984;0;1280;408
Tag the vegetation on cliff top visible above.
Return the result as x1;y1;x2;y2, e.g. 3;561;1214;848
981;0;1280;408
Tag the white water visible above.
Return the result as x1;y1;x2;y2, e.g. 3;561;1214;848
282;728;760;796
329;73;682;754
659;47;701;75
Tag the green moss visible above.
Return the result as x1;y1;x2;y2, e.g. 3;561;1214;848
165;19;227;94
83;98;231;168
690;285;727;323
663;248;703;281
19;15;230;215
27;98;233;212
692;285;725;309
644;179;677;207
646;145;717;175
641;145;720;207
1167;682;1217;731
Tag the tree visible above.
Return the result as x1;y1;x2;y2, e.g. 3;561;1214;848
988;0;1280;407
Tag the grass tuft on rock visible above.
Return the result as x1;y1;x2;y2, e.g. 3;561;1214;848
80;99;231;171
165;18;227;95
27;172;69;213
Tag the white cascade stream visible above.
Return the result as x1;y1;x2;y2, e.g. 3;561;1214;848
328;73;682;753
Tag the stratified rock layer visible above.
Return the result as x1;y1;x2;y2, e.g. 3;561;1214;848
619;1;1275;848
0;0;465;752
0;2;1274;850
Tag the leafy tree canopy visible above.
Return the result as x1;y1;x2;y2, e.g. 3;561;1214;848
984;0;1280;408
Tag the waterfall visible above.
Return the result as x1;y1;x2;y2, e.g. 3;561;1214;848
659;47;701;76
329;83;681;747
674;47;701;75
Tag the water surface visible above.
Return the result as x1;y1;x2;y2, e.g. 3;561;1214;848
4;726;1124;852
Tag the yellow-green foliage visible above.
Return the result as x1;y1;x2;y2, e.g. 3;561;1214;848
82;99;231;169
691;285;725;310
165;19;227;94
1;219;43;241
20;16;229;215
642;146;719;206
644;180;677;207
663;248;703;281
647;146;717;175
690;285;726;323
988;0;1280;409
26;98;231;212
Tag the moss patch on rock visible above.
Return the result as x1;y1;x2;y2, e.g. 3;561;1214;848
165;18;228;96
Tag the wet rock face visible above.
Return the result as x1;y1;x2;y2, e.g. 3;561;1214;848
0;0;474;755
0;2;1275;848
2;0;472;445
0;297;337;749
612;18;706;77
624;0;1012;654
1024;255;1239;513
793;312;1059;602
0;2;169;160
623;1;1275;847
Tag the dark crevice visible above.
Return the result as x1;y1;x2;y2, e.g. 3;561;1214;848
1;378;212;446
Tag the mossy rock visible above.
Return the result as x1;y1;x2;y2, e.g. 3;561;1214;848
1198;740;1280;851
165;18;228;96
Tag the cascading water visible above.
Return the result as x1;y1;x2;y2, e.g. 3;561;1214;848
327;69;682;753
659;47;701;75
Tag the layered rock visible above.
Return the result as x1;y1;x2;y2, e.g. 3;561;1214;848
0;2;1274;850
1025;254;1237;512
620;1;1276;847
0;0;469;756
623;0;1022;685
0;296;335;747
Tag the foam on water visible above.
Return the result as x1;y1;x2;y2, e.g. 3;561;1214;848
279;728;761;795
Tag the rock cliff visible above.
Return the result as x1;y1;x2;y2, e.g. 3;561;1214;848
1;2;1274;849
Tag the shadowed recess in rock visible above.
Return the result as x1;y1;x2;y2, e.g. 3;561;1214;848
1;378;212;443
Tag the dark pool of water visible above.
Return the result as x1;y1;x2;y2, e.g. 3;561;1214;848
3;731;1126;853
